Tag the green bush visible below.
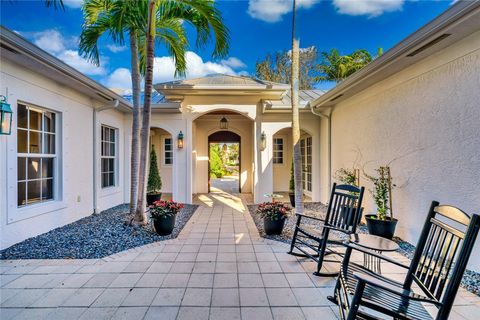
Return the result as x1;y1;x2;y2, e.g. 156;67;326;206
210;144;226;178
147;147;162;194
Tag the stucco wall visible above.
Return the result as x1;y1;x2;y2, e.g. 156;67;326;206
193;114;254;194
0;59;127;249
325;31;480;270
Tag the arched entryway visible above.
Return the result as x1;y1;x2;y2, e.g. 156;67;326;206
208;131;241;193
192;110;254;196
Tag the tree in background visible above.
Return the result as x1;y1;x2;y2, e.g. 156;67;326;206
255;47;318;90
316;48;382;83
209;144;226;178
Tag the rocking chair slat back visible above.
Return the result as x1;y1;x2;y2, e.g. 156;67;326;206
325;183;364;234
405;201;480;315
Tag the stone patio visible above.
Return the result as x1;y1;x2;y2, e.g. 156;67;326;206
1;191;479;319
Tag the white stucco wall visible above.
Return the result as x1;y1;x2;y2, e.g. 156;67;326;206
324;31;480;271
0;60;128;249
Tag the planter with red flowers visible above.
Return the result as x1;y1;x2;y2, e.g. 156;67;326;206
256;202;292;235
150;200;184;236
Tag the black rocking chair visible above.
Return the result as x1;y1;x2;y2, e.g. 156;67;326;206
334;201;480;320
288;183;365;276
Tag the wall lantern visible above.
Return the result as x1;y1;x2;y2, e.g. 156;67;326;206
177;131;184;149
260;131;267;151
0;95;13;135
219;116;228;130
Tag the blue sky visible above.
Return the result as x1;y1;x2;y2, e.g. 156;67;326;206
1;0;452;93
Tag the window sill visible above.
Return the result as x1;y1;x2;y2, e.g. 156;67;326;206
100;186;122;197
8;200;68;225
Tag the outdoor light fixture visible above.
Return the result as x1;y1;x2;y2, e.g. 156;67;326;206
260;131;267;151
177;131;184;149
0;95;13;135
220;116;228;130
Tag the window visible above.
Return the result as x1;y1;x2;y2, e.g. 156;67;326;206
273;137;284;164
101;125;117;188
300;137;312;192
17;103;56;207
163;136;173;165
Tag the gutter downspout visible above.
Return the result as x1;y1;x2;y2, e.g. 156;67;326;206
92;99;119;214
310;105;333;197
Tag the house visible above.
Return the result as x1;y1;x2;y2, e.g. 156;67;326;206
1;1;479;271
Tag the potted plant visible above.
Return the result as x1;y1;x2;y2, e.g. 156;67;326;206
335;167;359;186
150;199;184;236
364;166;397;239
257;202;291;235
289;161;295;207
147;147;162;206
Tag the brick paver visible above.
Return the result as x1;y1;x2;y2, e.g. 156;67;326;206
1;191;479;319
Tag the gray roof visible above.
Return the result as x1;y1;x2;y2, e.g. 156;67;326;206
156;74;290;89
264;89;325;108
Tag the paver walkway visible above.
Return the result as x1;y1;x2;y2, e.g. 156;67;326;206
1;192;479;319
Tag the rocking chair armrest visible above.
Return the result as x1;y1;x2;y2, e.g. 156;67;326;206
346;243;410;269
353;272;443;307
295;213;326;222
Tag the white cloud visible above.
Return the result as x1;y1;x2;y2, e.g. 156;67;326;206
153;51;241;83
33;30;65;54
107;44;127;53
247;0;319;23
30;29;106;76
221;57;247;69
57;50;107;75
333;0;405;17
105;68;132;94
105;52;249;95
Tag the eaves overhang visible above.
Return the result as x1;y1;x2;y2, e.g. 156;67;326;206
308;1;480;110
0;26;132;112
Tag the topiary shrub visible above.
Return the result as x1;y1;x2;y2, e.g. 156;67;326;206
147;147;162;194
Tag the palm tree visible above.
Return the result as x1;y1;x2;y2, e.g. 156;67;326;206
135;0;230;223
79;0;229;224
79;0;147;219
291;0;304;217
316;48;381;83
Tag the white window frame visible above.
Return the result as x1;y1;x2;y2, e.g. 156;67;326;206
272;136;285;165
100;125;118;188
162;135;173;167
16;102;58;208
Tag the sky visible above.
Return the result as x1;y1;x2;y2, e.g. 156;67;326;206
1;0;453;94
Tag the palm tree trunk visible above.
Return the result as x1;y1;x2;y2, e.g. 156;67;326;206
129;30;141;216
136;0;156;223
291;0;304;215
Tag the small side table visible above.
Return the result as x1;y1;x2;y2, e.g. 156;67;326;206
263;193;284;203
349;233;399;274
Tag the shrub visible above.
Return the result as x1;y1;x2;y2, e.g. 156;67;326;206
147;147;162;194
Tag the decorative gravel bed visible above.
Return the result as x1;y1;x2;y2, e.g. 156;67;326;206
0;203;198;260
248;202;480;296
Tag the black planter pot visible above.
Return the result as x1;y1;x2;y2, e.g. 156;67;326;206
153;214;176;236
289;193;295;208
365;214;398;239
264;217;286;235
146;193;162;206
